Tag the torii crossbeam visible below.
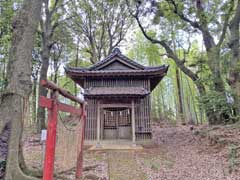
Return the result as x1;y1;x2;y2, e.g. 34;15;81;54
39;80;86;180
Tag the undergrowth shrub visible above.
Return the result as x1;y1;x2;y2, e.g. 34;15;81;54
198;91;238;124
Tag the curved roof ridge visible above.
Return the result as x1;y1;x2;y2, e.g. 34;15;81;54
88;48;145;70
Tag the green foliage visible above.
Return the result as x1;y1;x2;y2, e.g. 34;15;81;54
128;31;180;122
0;0;16;92
67;59;92;68
0;78;7;92
66;0;132;63
162;108;176;124
198;91;237;124
128;30;204;124
128;31;163;66
135;0;240;125
58;60;91;96
58;76;75;92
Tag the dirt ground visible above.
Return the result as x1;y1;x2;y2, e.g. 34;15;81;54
23;123;240;180
147;124;240;180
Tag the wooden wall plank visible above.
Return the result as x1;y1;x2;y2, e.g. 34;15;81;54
84;78;152;140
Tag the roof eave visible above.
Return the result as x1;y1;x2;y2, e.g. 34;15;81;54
65;66;168;77
149;65;169;91
84;94;148;99
87;49;145;71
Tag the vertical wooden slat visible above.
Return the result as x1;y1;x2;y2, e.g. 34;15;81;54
95;100;97;139
90;100;92;140
92;99;94;139
131;100;136;145
101;109;104;139
93;100;95;140
142;98;144;140
86;100;89;139
94;99;95;139
87;81;90;140
93;99;95;139
89;100;91;140
89;98;91;140
97;100;100;145
91;101;93;139
85;80;87;139
89;99;91;140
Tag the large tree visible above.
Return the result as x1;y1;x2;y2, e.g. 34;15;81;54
228;1;240;114
127;0;237;124
67;0;132;63
37;0;65;132
127;1;205;96
0;0;42;179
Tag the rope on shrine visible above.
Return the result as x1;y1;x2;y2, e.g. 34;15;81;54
58;112;81;131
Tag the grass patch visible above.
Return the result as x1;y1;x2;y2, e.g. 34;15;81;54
140;153;174;171
108;151;147;180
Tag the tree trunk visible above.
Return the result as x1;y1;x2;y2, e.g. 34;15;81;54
134;6;220;123
37;43;50;132
160;86;165;118
175;68;185;124
186;77;199;124
228;2;240;115
32;78;37;125
75;38;80;97
37;0;53;132
0;0;42;179
53;60;58;84
207;47;225;92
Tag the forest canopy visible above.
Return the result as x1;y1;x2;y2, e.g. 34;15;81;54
1;0;240;179
0;0;239;127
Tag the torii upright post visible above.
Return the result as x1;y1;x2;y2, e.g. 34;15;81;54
42;90;58;180
76;103;87;178
39;80;86;180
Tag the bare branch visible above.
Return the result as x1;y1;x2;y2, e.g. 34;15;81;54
49;0;59;17
217;0;234;47
166;0;200;29
127;0;199;82
166;0;215;50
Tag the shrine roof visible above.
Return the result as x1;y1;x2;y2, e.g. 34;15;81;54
65;48;169;90
84;87;149;98
65;65;168;76
65;48;168;76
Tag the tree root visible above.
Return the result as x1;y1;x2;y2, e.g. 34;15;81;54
83;174;101;180
83;165;98;171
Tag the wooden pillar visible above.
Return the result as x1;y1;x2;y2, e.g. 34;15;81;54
76;103;87;178
97;100;101;147
131;99;136;146
43;91;58;180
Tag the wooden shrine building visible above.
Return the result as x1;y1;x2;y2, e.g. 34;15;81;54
66;48;168;145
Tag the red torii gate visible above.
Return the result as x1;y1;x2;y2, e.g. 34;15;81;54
39;80;86;180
